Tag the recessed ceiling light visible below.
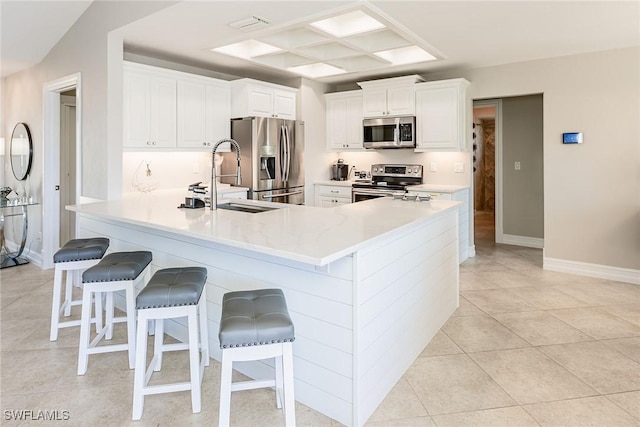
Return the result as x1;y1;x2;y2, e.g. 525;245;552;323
309;10;385;38
212;40;281;59
373;46;437;65
287;63;345;78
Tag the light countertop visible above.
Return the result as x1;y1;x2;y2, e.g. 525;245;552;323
410;184;469;193
69;190;460;266
314;180;356;187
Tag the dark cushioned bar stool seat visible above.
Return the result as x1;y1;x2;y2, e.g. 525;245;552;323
218;289;296;426
77;251;152;376
50;238;110;342
132;267;209;421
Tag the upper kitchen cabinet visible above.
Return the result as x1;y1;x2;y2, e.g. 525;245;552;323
325;91;363;150
177;78;231;149
415;78;470;151
357;75;423;118
123;63;177;148
230;79;297;120
123;61;231;150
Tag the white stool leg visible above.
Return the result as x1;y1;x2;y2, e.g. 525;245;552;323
188;306;201;414
219;350;233;427
132;310;149;421
63;269;74;317
199;289;210;365
283;343;296;427
77;284;94;375
125;282;137;369
105;291;114;339
50;266;64;341
153;318;164;371
94;290;103;335
275;355;283;409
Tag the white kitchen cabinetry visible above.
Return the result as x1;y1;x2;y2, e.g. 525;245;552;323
231;79;297;120
357;75;423;118
177;79;230;150
123;66;177;148
314;184;352;207
123;62;231;150
325;91;363;150
415;78;470;151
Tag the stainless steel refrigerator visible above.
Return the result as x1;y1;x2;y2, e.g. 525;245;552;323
220;117;305;205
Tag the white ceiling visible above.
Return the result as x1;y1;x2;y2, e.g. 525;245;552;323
2;1;639;84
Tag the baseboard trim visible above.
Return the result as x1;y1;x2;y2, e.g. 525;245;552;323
499;234;544;249
544;256;640;285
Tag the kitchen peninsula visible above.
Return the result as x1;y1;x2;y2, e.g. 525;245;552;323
68;192;461;426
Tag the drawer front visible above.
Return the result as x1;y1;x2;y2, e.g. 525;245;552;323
316;185;352;198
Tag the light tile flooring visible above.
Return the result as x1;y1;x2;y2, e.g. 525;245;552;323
1;233;639;426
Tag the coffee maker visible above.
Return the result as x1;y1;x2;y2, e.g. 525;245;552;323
331;159;349;181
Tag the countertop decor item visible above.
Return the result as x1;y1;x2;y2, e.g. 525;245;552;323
132;161;160;193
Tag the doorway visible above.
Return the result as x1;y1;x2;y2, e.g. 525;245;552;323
473;100;501;246
60;91;77;245
42;73;82;269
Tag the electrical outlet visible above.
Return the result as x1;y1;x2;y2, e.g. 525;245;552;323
454;162;464;173
515;161;521;171
430;162;437;172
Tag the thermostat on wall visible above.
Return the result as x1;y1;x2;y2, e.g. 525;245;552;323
563;132;583;144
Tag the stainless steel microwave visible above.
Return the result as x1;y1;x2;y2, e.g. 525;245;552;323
363;116;416;149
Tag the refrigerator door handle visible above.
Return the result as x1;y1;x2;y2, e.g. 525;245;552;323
284;125;291;183
261;189;303;199
280;124;290;183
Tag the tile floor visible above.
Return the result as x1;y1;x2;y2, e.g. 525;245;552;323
1;227;639;426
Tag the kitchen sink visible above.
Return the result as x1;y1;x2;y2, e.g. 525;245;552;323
216;202;281;214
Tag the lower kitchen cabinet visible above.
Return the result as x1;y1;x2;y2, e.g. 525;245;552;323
314;184;352;207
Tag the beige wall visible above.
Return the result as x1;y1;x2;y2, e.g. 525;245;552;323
502;94;544;239
429;46;640;270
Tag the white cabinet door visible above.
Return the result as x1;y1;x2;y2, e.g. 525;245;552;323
362;87;388;117
273;90;296;120
325;91;363;150
177;80;207;148
124;71;176;148
386;85;415;116
248;86;274;117
206;84;231;150
317;197;351;208
415;79;469;151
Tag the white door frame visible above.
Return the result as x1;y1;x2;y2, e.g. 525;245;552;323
42;73;82;269
473;99;503;244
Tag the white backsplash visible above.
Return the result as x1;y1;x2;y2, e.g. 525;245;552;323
329;150;471;186
122;152;211;193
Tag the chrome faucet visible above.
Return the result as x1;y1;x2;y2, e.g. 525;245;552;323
210;138;241;210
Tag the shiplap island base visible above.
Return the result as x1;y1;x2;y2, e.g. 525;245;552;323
68;191;460;426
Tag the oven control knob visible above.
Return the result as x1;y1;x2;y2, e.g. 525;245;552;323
413;167;419;173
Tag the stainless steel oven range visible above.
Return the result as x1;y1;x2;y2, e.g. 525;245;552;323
352;163;423;203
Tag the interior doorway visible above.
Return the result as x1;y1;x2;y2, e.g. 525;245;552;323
42;73;82;269
472;100;501;246
60;91;77;245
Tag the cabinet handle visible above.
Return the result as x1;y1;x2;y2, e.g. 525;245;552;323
330;190;339;193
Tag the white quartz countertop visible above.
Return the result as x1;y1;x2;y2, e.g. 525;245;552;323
410;184;469;193
69;190;460;266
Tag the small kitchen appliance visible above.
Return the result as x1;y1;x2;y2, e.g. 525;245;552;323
331;159;349;181
180;182;207;209
363;116;416;149
351;164;423;202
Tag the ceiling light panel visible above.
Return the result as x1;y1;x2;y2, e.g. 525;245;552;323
252;52;315;68
327;55;390;71
298;42;361;60
345;30;412;52
287;63;345;78
260;28;329;49
212;40;281;59
374;46;437;65
309;10;385;38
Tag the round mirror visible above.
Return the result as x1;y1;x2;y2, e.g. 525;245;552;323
10;122;32;181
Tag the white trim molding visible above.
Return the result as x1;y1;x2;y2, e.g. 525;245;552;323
544;256;640;285
500;234;544;249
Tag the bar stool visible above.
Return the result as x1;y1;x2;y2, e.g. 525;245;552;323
77;251;152;375
50;238;110;341
132;267;209;421
218;288;296;427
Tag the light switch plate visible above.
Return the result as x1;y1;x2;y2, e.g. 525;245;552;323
454;162;464;173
